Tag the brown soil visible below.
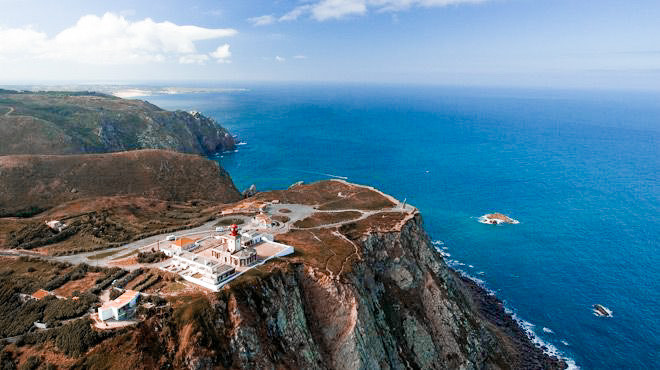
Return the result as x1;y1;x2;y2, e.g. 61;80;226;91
271;215;290;223
53;272;104;297
15;342;78;369
108;257;139;267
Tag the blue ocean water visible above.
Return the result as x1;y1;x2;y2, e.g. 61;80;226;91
145;84;659;369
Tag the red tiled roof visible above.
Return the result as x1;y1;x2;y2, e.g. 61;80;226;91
31;289;50;300
172;237;197;247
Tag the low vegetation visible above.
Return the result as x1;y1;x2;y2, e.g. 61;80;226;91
0;90;235;157
137;250;167;264
215;218;245;226
114;268;144;289
2;197;227;256
21;318;113;357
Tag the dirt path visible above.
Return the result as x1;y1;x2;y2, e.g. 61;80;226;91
3;106;14;117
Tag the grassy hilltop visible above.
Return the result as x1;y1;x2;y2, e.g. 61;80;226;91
0;90;235;156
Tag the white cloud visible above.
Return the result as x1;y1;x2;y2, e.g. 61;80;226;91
293;55;308;59
312;0;367;21
248;14;276;26
179;54;210;64
275;56;286;62
276;0;485;21
0;12;237;64
210;44;232;63
280;6;312;22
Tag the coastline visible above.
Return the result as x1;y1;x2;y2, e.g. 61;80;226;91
432;241;574;368
457;272;570;368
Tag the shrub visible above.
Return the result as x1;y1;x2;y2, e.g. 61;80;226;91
109;289;122;300
18;356;41;370
136;251;167;264
115;268;143;289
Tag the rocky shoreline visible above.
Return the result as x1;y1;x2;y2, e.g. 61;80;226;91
457;273;568;369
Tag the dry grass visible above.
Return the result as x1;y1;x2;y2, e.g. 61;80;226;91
251;180;395;211
276;228;357;276
293;211;362;228
340;212;409;239
0;149;240;217
3;195;224;255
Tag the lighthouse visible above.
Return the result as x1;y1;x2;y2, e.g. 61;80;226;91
227;224;242;253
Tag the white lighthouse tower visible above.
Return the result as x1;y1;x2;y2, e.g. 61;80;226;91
227;224;242;253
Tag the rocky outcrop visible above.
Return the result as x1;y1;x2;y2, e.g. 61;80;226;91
0;91;235;156
242;184;258;198
131;214;565;369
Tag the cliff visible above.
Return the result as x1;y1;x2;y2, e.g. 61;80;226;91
0;90;235;156
74;182;565;370
0;149;241;217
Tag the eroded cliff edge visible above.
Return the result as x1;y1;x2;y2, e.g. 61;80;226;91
76;182;565;369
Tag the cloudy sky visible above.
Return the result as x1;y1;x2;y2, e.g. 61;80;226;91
1;0;659;89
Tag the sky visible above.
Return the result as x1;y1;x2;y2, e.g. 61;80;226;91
1;0;659;89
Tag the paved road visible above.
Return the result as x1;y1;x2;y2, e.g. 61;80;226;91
53;219;224;267
267;200;416;232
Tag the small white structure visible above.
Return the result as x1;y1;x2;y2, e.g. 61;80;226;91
98;290;140;321
33;322;48;329
45;220;66;232
253;213;275;228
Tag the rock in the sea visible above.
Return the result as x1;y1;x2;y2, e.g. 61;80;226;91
593;304;613;317
242;184;257;198
480;212;519;224
289;180;304;189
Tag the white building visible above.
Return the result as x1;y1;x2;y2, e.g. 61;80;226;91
253;213;275;228
170;251;235;284
161;237;199;256
45;220;66;232
98;290;140;321
211;224;259;268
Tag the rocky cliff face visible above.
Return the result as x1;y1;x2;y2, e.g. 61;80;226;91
112;212;564;370
0;91;235;156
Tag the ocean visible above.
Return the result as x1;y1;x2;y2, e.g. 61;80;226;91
143;84;659;369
